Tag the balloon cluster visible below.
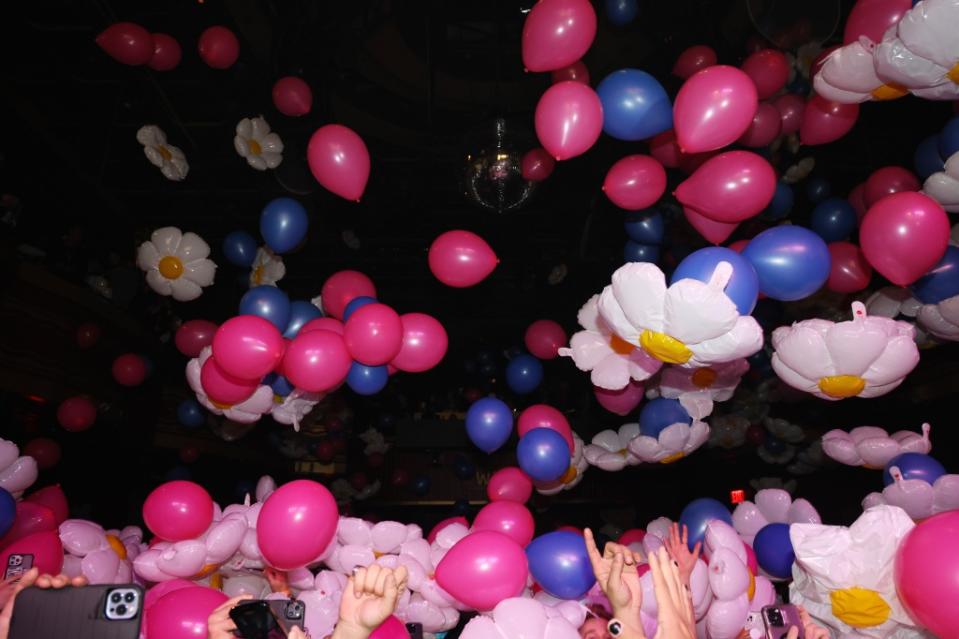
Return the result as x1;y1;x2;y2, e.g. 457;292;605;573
97;23;241;71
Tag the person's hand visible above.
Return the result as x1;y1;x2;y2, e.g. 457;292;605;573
287;627;308;639
648;547;695;639
265;567;292;595
584;528;645;637
664;523;701;586
333;564;408;639
785;606;829;639
206;594;253;639
0;568;88;639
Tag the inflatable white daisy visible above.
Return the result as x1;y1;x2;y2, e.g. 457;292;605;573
0;438;38;498
186;347;274;423
136;227;217;301
916;293;959;340
249;246;285;287
862;466;959;521
270;389;323;431
234;116;284;171
732;488;821;546
584;423;642;471
813;40;907;103
658;359;749;402
359;428;390;456
136;125;189;181
923;150;959;213
628;419;710;464
536;433;588;495
708;414;750;449
822;423;932;468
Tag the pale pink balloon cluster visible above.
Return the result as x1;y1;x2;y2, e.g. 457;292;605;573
732;489;822;547
628;416;711;465
584;423;642;472
187;347;275;424
655;359;749;403
823;424;932;468
0;437;38;498
924;152;959;214
59;520;143;584
459;597;581;639
862;467;959;520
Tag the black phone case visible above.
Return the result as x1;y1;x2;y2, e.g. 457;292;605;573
8;584;143;639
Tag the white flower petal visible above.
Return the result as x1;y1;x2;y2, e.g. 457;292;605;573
261;152;283;169
136;241;160;271
611;263;667;332
247;155;268;171
250;117;270;140
260;133;284;153
143;147;165;168
145;269;173;296
234;136;250;157
170;278;203;302
662;280;737;344
184;259;217;287
176;232;211;262
150;227;183;255
576;295;602;332
236;119;253;138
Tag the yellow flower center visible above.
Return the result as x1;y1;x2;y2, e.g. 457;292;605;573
191;563;220;580
817;375;866;399
747;571;756;601
158;255;184;280
157;145;173;162
640;330;692;364
248;139;262;155
870;82;908;101
830;587;891;628
105;534;127;560
691;367;717;388
210;572;223;591
273;394;285;404
609;334;635;355
253;265;265;285
948;63;959;84
211;400;233;410
373;551;385;559
560;465;578;484
660;451;685;464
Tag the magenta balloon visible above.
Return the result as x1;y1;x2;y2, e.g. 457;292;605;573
517;405;574;453
524;320;567;360
198;26;239;69
96;22;155;66
143;481;214;542
740;50;790;100
551;60;591;85
321;270;377;320
272;76;313;117
473;502;536;547
428;230;498;288
257;480;339;570
25;486;68;526
675;151;776;223
672;45;717;80
861;192;950;286
435;531;528;611
683;206;739;245
144;579;196;612
0;502;56;549
112;353;147;387
282;330;352;393
863;166;921;208
593;381;644;416
895;511;959;639
487;467;534;504
147;586;227;639
649;130;682;169
200;358;258;405
827;242;873;293
603;155;667;211
57;396;96;432
301;317;345;336
799;96;859;146
391;313;448;373
844;0;912;44
175;319;218;358
521;148;556;181
737;102;782;148
1;532;63;577
521;0;597;72
773;93;805;136
148;33;181;71
212;315;285;380
849;183;868;221
370;616;409;639
307;124;371;202
673;66;758;153
343;303;404;366
534;81;604;161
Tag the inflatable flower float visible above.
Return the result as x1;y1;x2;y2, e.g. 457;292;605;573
657;359;749;403
234;116;284;171
360;428;390;456
133;512;247;583
584;423;642;471
536;433;587;495
628;395;712;464
137;227;217;302
0;438;38;498
186;347;274;423
862;466;959;521
732;488;821;546
822;424;932;468
270;389;323;431
924;151;959;213
60;520;142;584
916;293;959;341
249;247;285;287
787;441;827;476
459;597;580;639
136;125;189;181
813;39;907;104
763;418;805;444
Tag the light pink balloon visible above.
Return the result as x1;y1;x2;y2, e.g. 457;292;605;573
827;242;873;293
272;76;313;117
673;66;758;153
551;60;590;85
282;330;352;392
1;532;63;578
198;26;239;69
200;358;257;405
521;148;556;181
593;381;644;416
672;45;717;80
487;468;534;504
427;516;469;544
524;320;567;360
863;166;920;208
799;96;859;146
175;319;218;358
96;23;155;66
143;481;213;542
521;0;597;72
343;303;404;366
435;531;528;611
212;315;285;380
741;50;790;100
321;270;377;320
603;155;667;211
517;405;574;452
860;192;950;286
844;0;912;44
307;124;370;202
391;313;448;373
428;230;498;288
473;502;535;547
736;102;782;148
649;130;682;169
772;93;805;136
258;480;338;570
675;151;776;223
300;317;345;336
683;206;739;245
148;33;181;71
534;81;604;161
147;586;227;639
849;183;868;221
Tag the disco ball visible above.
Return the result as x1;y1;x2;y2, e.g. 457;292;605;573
463;118;539;213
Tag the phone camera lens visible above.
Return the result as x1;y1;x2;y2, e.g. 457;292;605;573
288;603;303;618
111;593;122;604
116;604;127;616
124;592;136;603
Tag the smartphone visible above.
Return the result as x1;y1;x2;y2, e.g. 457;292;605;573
406;622;424;639
229;598;307;639
762;604;804;639
8;584;143;639
4;554;33;582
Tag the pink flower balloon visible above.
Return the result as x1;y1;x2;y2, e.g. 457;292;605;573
551;60;590;85
487;468;534;504
212;315;285;380
521;148;556;181
391;313;448;373
321;270;377;320
534;81;604;161
895;511;959;639
473;502;535;547
517;405;574;452
521;0;597;72
524;320;567;360
593;381;644;416
683;206;739;245
272;76;312;117
863;166;920;209
827;242;873;293
740;50;790;100
147;586;227;639
435;531;528;611
672;45;717;80
257;480;338;570
95;23;155;66
428;230;498;288
343;303;404;366
772;94;805;136
148;33;181;71
308;124;370;202
198;26;239;69
860;192;950;286
57;396;96;432
1;532;63;576
143;481;214;542
112;353;147;387
603;155;667;211
799;96;859;146
675;151;776;223
200;357;258;405
175;319;218;358
844;0;911;44
673;66;758;153
737;102;782;148
300;317;345;336
282;330;352;393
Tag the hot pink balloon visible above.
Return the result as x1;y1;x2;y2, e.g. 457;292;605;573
672;45;717;80
200;358;258;405
0;502;56;550
844;0;911;44
860;192;950;286
147;586;227;639
321;270;377;320
307;124;370;202
473;502;535;547
1;532;63;576
673;66;758;153
675;151;776;223
551;60;590;85
427;516;469;544
212;315;285;380
112;353;147;387
370;616;410;639
487;467;534;504
743;542;759;575
799;96;859;146
521;148;556;181
649;130;682;169
521;0;597;72
143;481;214;542
148;33;181;71
534;81;604;161
282;330;352;393
849;183;868;221
728;239;750;253
435;531;528;611
258;480;338;570
524;320;567;360
603;155;667;211
863;166;920;208
736;102;783;148
391;313;448;373
300;317;345;336
198;26;239;69
773;93;805;136
26;486;68;525
684;206;739;245
827;242;873;293
57;396;96;432
428;230;498;288
96;22;155;66
145;579;196;612
175;319;218;358
272;76;313;117
741;50;790;100
517;405;574;452
343;303;404;366
895;511;959;639
593;381;644;416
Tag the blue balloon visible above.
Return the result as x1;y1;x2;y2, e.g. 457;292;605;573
0;488;15;538
412;475;431;496
910;246;959;304
672;247;760;315
452;456;475;480
506;354;544;395
177;399;206;429
638;398;691;438
346;362;389;395
914;135;945;180
938;116;959;159
260;197;309;254
624;240;660;264
624;210;664;244
605;0;639;26
222;230;258;267
805;177;832;203
517;428;571;482
810;197;857;242
742;226;831;301
596;69;673;141
451;499;471;516
527;532;597;599
265;373;295;397
239;285;292;330
753;523;795;579
343;296;377;321
466;398;514;453
679;498;733;551
764;182;794;220
883;453;947;487
284;300;323;339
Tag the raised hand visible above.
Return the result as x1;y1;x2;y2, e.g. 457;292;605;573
584;528;645;636
206;595;253;639
664;523;701;585
648;547;696;639
334;564;408;639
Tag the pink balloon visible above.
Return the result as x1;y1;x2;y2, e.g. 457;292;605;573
649;130;682;169
673;66;758;153
534;81;604;161
57;396;96;432
112;353;147;387
307;124;370;202
22;437;59;470
827;242;873;294
517;405;574;452
212;315;285;380
487;468;534;504
148;33;181;71
521;148;556;181
370;616;410;639
860;192;950;286
391;313;448;373
863;166;920;208
200;358;258;405
473;502;535;547
524;320;567;360
0;502;56;551
26;486;68;525
849;183;868;221
799;96;859;146
143;481;214;542
95;23;155;66
147;586;227;639
741;50;790;100
321;270;377;320
678;149;719;175
428;230;498;288
737;102;783;148
551;60;590;85
198;26;239;69
555;525;583;536
895;511;959;639
257;480;338;570
435;531;528;611
683;206;739;245
175;320;218;358
282;330;352;393
521;0;597;72
145;579;196;612
300;317;345;336
0;532;63;576
772;93;805;136
593;381;644;416
272;76;313;117
844;0;911;44
603;155;667;211
675;151;776;223
618;529;646;547
672;45;717;80
427;516;469;544
344;303;404;366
